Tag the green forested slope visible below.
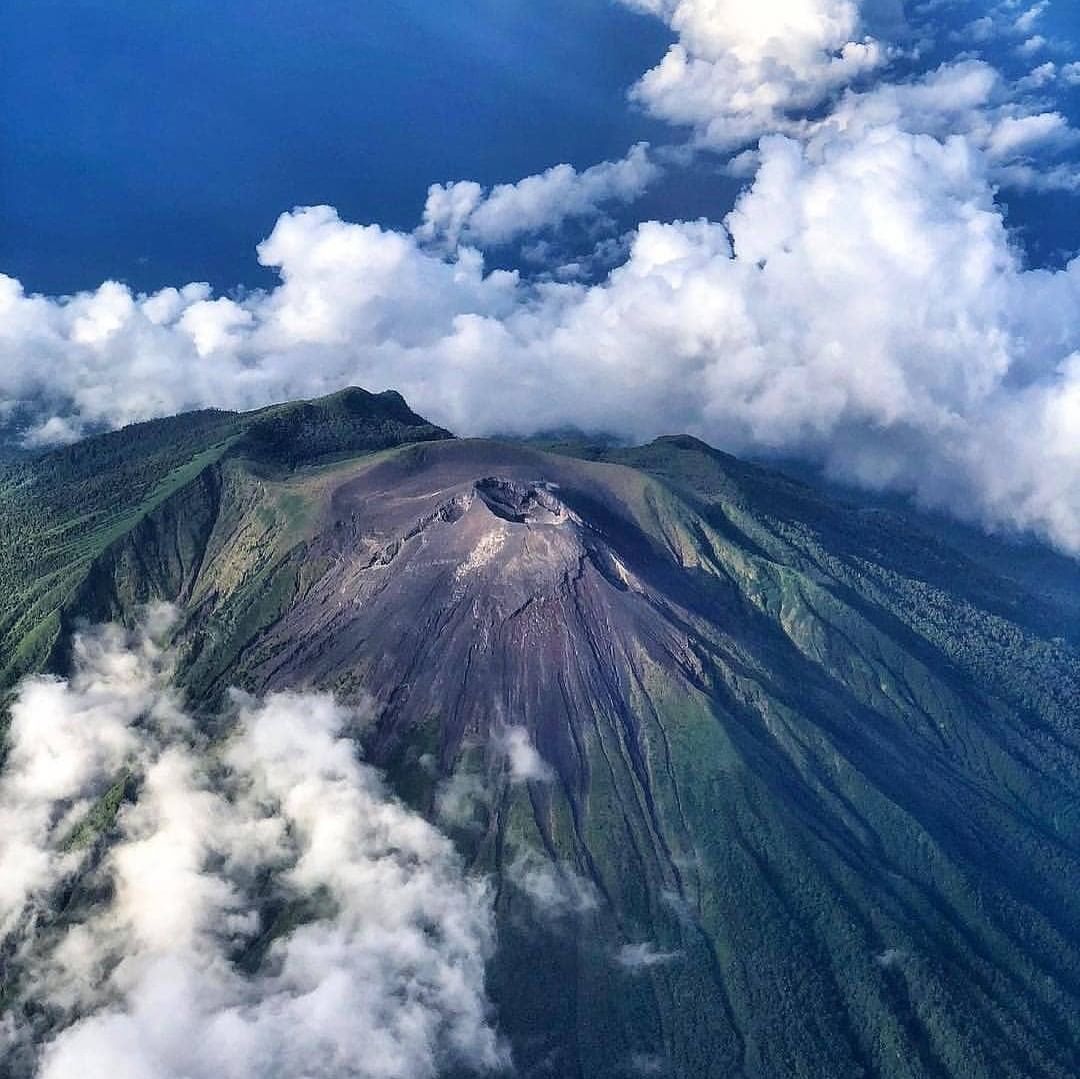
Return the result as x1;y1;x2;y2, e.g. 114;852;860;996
0;388;449;685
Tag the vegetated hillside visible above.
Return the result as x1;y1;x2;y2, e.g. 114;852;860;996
2;393;1079;1079
0;387;450;685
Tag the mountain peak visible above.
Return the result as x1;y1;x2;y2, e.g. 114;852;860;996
237;386;451;462
236;386;451;467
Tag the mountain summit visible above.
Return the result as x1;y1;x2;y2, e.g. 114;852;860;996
1;390;1078;1078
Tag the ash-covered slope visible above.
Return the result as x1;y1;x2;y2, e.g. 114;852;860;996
3;395;1079;1079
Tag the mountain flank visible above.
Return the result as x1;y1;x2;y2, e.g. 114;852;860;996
1;389;1078;1079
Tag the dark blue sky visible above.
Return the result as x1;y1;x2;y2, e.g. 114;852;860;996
1;0;671;294
3;0;1080;295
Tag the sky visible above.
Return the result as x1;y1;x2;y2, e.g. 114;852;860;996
3;0;1080;556
2;0;673;293
4;0;1077;291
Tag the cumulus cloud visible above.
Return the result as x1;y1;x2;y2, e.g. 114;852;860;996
820;60;1080;185
5;108;1080;554
874;946;908;969
435;768;491;829
1013;3;1049;37
0;609;179;939
628;1051;669;1075
952;0;1055;51
418;143;660;250
618;0;887;147
959;16;996;45
0;616;505;1079
506;852;598;919
1017;34;1047;58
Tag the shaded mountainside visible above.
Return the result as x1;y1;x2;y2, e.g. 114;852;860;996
2;393;1079;1078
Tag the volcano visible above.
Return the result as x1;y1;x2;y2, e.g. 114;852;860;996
1;388;1078;1079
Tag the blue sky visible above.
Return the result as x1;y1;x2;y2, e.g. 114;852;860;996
2;0;672;293
7;0;1078;296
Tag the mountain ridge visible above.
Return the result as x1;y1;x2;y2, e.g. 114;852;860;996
0;387;451;686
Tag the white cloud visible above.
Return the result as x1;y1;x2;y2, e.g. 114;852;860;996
874;946;907;969
0;609;179;939
3;0;1080;562
960;16;996;44
418;143;660;250
5;127;1080;555
1013;2;1049;36
615;942;681;971
995;159;1080;190
986;110;1075;158
1016;61;1057;91
507;852;598;919
822;60;1080;172
20;415;83;448
498;727;554;784
1017;34;1047;57
1;619;505;1079
628;1051;668;1074
952;1;1052;49
435;768;491;829
619;0;887;147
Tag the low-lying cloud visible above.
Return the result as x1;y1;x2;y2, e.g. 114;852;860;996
0;610;506;1079
506;852;598;920
498;727;555;784
615;942;681;972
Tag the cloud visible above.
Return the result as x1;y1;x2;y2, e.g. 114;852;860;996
418;144;660;250
874;946;908;969
498;727;554;784
950;1;1053;50
1013;3;1049;36
615;942;681;972
959;16;996;44
0;608;179;939
1;617;505;1079
618;0;887;147
1015;61;1059;92
20;414;83;448
506;852;598;919
821;60;1080;177
986;110;1075;158
4;0;1080;560
1017;34;1047;58
995;159;1080;191
628;1051;669;1075
6;100;1080;556
435;769;491;829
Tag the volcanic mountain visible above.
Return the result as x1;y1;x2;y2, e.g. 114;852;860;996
1;388;1078;1078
